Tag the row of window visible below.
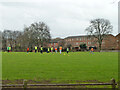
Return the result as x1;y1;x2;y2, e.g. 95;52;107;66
72;42;92;45
66;37;96;41
73;42;105;45
50;40;106;46
50;43;56;45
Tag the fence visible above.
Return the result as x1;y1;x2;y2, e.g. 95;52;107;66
2;78;118;89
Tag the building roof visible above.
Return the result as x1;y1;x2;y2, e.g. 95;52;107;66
64;35;91;39
64;34;115;39
115;33;120;37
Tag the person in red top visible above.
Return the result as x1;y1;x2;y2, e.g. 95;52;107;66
55;47;57;53
27;48;29;54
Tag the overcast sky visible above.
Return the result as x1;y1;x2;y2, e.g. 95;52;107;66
0;0;119;38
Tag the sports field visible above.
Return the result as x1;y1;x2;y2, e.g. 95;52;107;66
2;52;118;84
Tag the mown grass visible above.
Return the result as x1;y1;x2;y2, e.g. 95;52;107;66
2;52;118;84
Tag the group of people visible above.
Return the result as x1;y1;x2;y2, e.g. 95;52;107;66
6;46;94;54
27;46;70;54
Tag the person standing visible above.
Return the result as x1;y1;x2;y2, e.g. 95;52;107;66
59;46;62;54
35;46;37;53
55;47;57;53
90;48;94;54
48;47;50;53
7;46;9;52
27;47;29;54
9;46;11;52
51;47;53;53
41;46;43;54
67;47;69;54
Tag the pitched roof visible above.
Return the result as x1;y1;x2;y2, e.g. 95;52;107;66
64;35;91;39
64;34;115;39
115;33;120;37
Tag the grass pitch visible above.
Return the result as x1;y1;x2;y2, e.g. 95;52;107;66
2;52;118;83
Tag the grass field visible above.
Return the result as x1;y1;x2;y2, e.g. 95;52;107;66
2;52;118;84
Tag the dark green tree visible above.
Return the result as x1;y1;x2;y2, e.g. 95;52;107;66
80;44;87;50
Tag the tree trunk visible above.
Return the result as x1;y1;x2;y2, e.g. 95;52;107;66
99;43;101;52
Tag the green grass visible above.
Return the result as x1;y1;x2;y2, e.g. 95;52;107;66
2;52;118;83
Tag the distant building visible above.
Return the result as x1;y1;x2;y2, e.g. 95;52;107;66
63;33;120;50
115;33;120;50
48;38;62;48
64;35;98;50
101;34;117;50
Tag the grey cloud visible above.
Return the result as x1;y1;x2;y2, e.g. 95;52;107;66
0;0;118;38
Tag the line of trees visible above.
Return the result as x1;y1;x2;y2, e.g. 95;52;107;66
1;18;113;52
2;22;51;52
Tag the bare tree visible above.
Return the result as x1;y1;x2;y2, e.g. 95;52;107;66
23;22;51;47
2;30;23;51
85;18;113;51
2;30;13;49
1;22;51;52
16;31;26;51
12;31;22;51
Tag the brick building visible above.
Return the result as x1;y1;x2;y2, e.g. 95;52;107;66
48;33;120;50
64;35;98;50
101;34;117;50
48;38;62;48
115;33;120;50
61;34;120;50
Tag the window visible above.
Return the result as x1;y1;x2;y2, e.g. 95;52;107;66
76;42;78;45
88;42;91;45
102;42;105;44
76;38;78;41
80;38;81;41
82;37;83;40
80;42;82;44
84;37;86;40
51;43;53;45
88;38;90;40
